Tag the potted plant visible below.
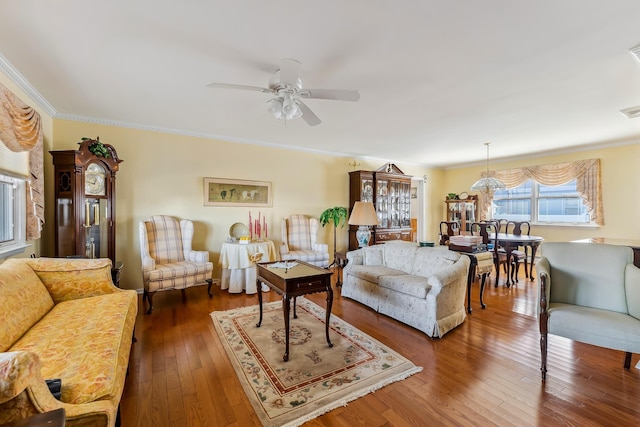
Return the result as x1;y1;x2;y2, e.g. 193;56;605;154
319;206;348;266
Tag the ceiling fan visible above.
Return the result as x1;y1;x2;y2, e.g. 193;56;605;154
206;58;360;126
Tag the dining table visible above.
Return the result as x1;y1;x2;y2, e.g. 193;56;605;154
490;233;544;286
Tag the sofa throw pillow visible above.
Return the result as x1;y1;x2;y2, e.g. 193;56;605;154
626;264;640;320
363;245;385;266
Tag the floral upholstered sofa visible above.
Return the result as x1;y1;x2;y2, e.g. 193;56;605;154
0;258;138;427
342;241;470;338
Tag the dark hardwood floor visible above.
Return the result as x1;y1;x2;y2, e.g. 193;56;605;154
120;267;640;426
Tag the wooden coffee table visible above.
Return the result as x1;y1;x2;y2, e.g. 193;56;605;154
256;260;334;361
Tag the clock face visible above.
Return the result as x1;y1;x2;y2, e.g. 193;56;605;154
85;163;106;196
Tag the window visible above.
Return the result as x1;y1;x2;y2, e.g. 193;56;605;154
492;179;590;224
0;172;28;258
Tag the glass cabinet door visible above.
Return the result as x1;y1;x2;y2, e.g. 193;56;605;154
400;182;411;227
361;178;374;203
377;180;388;228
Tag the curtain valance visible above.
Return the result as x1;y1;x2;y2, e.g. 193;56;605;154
0;82;44;239
477;159;603;226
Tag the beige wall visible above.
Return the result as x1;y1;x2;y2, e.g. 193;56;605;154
49;120;434;290
443;143;640;242
4;69;639;289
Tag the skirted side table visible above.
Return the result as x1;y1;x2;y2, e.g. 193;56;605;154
219;240;277;294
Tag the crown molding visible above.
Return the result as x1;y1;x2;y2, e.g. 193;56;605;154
1;53;425;169
0;53;57;117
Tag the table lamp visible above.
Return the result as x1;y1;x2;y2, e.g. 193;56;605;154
348;201;379;247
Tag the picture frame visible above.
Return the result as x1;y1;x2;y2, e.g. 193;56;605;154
411;187;417;199
204;177;272;207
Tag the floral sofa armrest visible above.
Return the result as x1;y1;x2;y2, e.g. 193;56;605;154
26;258;118;303
0;351;115;426
426;255;470;295
345;249;364;266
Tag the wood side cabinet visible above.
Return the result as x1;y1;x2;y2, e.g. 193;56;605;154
349;164;412;250
50;138;123;267
444;195;478;234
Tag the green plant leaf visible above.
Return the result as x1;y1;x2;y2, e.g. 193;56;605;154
320;206;348;228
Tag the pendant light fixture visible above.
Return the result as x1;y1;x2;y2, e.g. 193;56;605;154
470;142;506;192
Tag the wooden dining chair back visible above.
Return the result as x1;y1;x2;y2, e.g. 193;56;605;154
494;218;509;233
506;221;531;282
439;221;460;246
507;221;531;236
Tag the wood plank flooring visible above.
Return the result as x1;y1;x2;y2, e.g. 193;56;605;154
120;268;640;426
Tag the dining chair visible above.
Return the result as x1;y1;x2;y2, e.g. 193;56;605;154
494;218;509;233
439;221;460;246
506;220;531;282
479;219;509;275
471;221;515;287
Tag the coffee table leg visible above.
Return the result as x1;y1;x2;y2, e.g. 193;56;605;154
293;296;297;319
256;278;263;327
325;286;334;348
283;296;290;362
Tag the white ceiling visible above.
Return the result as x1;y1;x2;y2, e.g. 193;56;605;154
1;0;639;168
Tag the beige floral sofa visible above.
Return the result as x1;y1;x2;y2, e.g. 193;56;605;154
0;258;138;427
343;241;470;338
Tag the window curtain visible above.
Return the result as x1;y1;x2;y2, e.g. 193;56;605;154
477;158;604;225
0;82;44;240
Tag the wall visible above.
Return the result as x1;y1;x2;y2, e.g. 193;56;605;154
6;68;637;288
442;143;640;243
49;120;433;290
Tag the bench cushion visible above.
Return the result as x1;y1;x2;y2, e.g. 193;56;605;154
379;275;431;299
548;303;640;353
346;265;406;284
9;291;137;405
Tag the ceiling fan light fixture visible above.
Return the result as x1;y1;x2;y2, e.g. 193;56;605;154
282;96;302;120
267;98;284;119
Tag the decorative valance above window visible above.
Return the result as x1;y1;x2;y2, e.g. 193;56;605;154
0;82;44;239
478;158;604;226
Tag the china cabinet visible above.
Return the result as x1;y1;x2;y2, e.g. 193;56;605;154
50;138;123;271
443;195;478;234
348;164;412;250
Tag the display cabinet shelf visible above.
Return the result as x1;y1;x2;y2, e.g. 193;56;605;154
349;164;412;250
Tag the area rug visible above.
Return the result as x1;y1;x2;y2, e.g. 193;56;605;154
211;297;422;427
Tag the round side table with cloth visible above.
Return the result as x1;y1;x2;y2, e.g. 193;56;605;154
219;240;277;293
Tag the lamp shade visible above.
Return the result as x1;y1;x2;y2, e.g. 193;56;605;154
348;201;379;226
471;176;506;192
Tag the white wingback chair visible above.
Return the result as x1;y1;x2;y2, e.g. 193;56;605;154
280;214;330;268
139;215;213;313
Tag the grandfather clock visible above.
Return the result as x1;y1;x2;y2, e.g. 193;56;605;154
50;138;123;275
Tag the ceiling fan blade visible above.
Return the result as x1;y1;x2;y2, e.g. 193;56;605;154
296;100;322;126
279;58;301;86
206;82;272;94
299;88;360;102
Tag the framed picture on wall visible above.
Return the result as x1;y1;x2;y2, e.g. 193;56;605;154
203;177;272;207
411;187;417;199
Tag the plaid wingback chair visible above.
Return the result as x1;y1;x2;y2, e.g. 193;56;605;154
139;215;213;313
280;214;330;267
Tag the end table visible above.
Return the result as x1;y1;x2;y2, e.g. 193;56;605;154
334;252;348;288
